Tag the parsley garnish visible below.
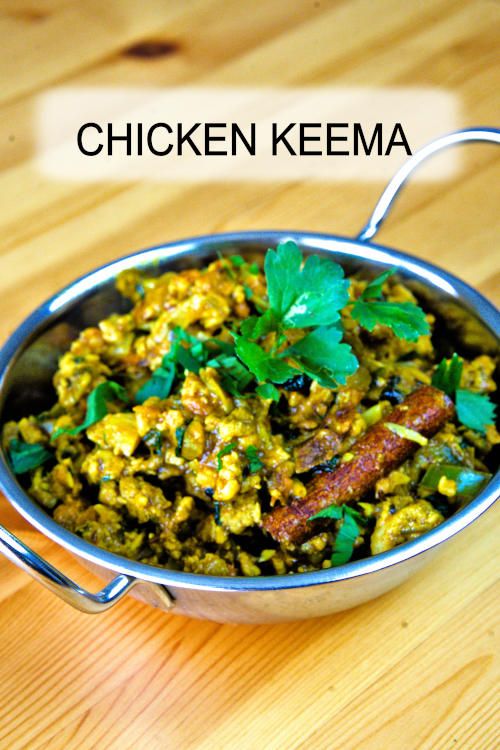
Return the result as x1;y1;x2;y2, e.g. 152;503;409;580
8;439;52;474
432;354;497;434
217;442;237;470
137;328;255;401
431;352;463;395
256;383;280;401
351;268;430;342
136;245;432;404
245;445;263;473
232;241;359;389
265;241;350;328
287;325;359;388
206;352;254;397
455;390;496;434
360;267;397;299
53;380;129;439
234;336;298;384
136;362;175;403
308;503;364;566
229;255;246;267
175;426;186;457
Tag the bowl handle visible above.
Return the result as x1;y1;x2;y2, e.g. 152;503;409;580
357;127;500;242
0;523;169;614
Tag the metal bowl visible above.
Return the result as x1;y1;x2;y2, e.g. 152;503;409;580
0;130;498;623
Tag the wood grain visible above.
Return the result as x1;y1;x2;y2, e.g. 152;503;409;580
0;1;498;748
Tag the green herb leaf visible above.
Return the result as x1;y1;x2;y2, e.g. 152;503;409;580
136;329;246;401
53;381;129;439
455;389;496;434
234;336;298;384
217;442;237;470
217;251;236;279
175;426;186;457
256;383;280;401
360;268;397;300
420;464;491;500
351;299;430;342
331;511;360;566
308;504;344;522
229;255;246;267
240;311;277;341
135;362;175;404
287;325;359;387
8;439;52;474
248;262;260;275
431;353;463;397
168;327;208;374
264;241;350;328
245;445;264;473
207;353;255;396
308;503;363;566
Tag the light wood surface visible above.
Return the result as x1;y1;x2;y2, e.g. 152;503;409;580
0;2;498;748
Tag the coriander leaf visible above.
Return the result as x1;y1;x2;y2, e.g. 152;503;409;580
175;345;204;374
8;439;52;474
248;262;260;275
361;268;397;300
456;389;496;434
308;504;344;521
343;505;365;525
240;311;277;341
331;511;359;566
264;241;350;328
217;251;236;279
431;353;463;397
53;381;129;439
420;464;491;500
264;240;302;318
308;503;362;566
217;442;237;470
351;299;429;342
256;383;280;401
175;426;186;457
208;353;255;396
135;362;175;404
229;255;246;267
283;255;350;328
308;503;364;524
287;325;359;387
245;445;263;473
234;336;298;384
168;327;208;373
136;329;239;402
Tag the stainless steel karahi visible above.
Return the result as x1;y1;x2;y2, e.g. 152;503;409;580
0;128;498;624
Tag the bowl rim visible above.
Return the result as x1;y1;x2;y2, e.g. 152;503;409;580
0;229;498;593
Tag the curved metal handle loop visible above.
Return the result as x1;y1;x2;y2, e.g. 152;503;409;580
357;127;500;242
0;524;136;613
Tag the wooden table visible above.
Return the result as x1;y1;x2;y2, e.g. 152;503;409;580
0;2;498;748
